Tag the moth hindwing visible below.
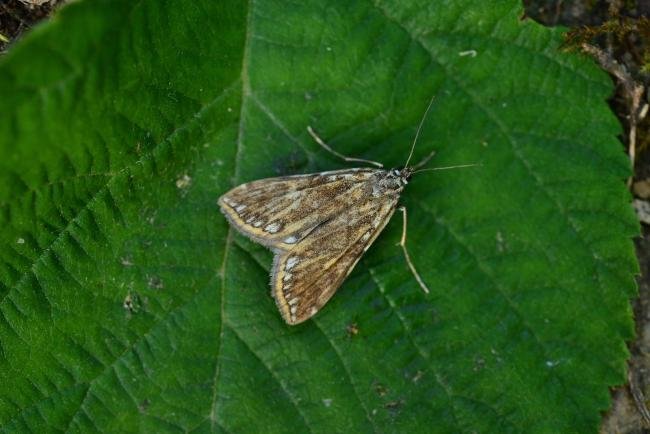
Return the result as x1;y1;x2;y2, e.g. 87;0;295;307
218;167;410;325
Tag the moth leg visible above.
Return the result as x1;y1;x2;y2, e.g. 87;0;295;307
307;126;383;168
397;206;430;294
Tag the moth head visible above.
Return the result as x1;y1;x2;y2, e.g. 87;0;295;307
399;167;413;180
388;168;412;187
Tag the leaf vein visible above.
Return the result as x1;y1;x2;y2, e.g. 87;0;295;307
368;268;463;430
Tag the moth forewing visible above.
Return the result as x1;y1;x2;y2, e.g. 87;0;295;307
218;168;377;249
218;168;406;325
272;192;400;325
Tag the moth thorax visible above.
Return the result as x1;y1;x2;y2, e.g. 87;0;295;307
372;169;408;197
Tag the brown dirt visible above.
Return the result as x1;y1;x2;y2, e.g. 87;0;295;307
0;0;64;53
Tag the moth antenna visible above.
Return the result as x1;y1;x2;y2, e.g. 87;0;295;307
404;95;436;169
397;206;430;294
411;163;481;175
307;126;383;168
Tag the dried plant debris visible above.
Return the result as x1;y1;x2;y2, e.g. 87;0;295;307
0;0;64;52
633;179;650;199
633;199;650;225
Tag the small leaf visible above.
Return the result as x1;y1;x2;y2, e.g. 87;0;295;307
0;0;637;432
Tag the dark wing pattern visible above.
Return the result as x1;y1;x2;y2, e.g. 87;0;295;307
218;168;400;325
271;193;399;324
218;168;377;249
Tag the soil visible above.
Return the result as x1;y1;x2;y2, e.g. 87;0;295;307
1;0;649;432
0;0;65;52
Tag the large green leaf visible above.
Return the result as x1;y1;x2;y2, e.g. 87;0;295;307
0;0;638;432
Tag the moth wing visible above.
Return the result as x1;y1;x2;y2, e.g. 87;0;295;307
218;169;377;249
272;194;399;325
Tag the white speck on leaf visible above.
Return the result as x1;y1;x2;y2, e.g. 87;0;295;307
123;291;141;314
496;231;506;252
147;276;164;290
16;238;25;244
176;174;192;189
459;49;477;57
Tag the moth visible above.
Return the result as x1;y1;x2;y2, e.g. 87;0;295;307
218;99;474;325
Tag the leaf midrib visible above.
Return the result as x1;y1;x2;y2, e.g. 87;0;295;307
0;82;239;432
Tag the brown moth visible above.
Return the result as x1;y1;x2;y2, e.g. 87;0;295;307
218;99;473;325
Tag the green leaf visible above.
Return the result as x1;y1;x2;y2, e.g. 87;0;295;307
0;0;638;432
